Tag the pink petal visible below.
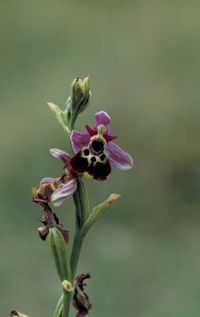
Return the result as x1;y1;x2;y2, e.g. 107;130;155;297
40;177;58;185
52;198;66;207
104;134;118;143
50;148;71;167
51;178;77;207
107;142;133;170
95;111;111;127
85;125;96;136
71;130;90;153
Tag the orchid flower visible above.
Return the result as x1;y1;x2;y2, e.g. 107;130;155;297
33;112;133;207
70;111;133;180
34;149;77;207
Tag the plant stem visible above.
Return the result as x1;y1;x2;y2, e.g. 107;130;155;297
70;228;83;280
62;290;71;317
54;178;89;317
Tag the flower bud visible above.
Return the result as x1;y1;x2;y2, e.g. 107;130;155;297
68;77;91;123
48;77;91;132
79;77;90;113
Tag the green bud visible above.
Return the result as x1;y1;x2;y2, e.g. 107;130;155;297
71;78;85;110
48;77;91;133
79;76;90;113
68;77;91;127
48;227;71;282
83;77;90;96
81;193;121;238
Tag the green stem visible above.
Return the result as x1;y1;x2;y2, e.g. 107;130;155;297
71;177;89;277
70;228;83;280
48;227;72;317
62;290;71;317
54;178;89;317
73;177;90;227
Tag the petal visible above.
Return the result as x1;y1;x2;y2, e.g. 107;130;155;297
71;130;90;153
95;111;111;127
51;178;77;207
107;142;133;170
38;225;49;240
104;133;118;143
50;148;71;167
85;125;96;136
53;198;66;207
40;177;58;185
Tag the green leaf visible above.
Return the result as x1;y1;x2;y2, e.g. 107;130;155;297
81;193;121;238
53;293;63;317
47;102;70;133
48;227;71;282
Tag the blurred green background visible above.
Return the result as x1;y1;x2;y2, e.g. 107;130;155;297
0;1;200;316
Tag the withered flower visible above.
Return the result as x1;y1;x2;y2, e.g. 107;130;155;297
73;273;92;317
10;310;30;317
32;148;78;207
32;199;69;243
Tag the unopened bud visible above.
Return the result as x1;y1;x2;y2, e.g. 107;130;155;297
48;77;91;133
79;76;90;113
69;76;91;120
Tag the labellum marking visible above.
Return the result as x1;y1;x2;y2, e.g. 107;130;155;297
70;145;111;180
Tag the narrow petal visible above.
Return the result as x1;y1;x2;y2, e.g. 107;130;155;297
95;111;111;127
51;178;77;206
104;133;118;143
53;198;66;207
85;125;96;136
107;142;133;170
40;177;58;185
50;148;71;167
71;130;90;153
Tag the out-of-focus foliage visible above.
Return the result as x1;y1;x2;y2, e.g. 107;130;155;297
0;1;200;316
